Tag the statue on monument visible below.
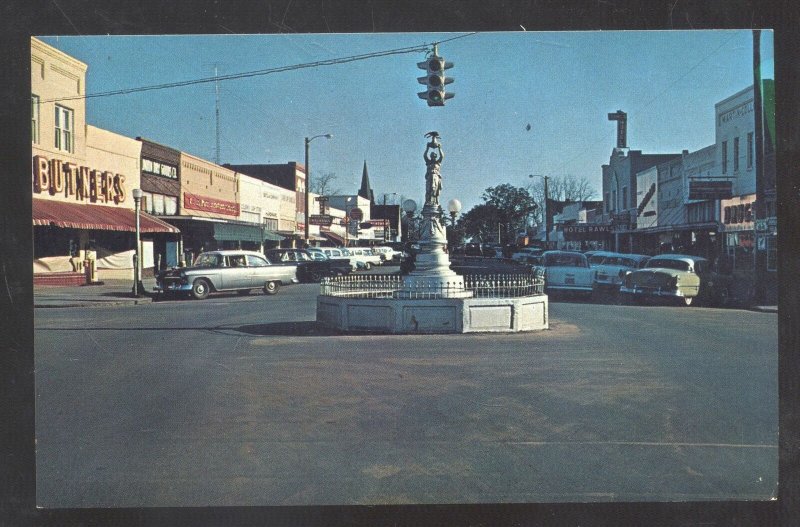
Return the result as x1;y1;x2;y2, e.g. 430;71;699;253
423;131;444;206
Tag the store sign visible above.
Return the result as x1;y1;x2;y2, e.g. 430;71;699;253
184;192;239;216
563;224;612;240
689;180;733;200
33;155;127;205
309;214;334;226
720;195;755;231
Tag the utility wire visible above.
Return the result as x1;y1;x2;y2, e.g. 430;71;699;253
42;32;477;104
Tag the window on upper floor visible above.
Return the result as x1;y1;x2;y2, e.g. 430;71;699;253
54;105;74;153
622;187;628;210
31;95;40;144
733;136;740;173
747;132;754;169
721;140;728;174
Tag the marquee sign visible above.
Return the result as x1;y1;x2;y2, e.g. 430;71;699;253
309;214;334;226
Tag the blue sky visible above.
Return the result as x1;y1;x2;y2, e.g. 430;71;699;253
39;31;771;212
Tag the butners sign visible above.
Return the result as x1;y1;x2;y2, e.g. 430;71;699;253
33;155;127;205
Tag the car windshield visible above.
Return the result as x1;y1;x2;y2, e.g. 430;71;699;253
588;255;607;265
194;253;221;267
647;259;690;271
543;253;586;268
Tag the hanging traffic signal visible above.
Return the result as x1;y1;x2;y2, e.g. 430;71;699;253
417;51;454;107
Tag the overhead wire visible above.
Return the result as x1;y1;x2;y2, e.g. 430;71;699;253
41;32;478;104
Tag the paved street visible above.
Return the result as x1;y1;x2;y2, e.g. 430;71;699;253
34;283;778;507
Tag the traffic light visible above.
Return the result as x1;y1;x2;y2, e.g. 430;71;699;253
417;52;454;107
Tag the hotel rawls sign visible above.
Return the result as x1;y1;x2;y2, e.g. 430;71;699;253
563;224;612;240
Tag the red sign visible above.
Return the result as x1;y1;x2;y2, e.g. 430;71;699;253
349;207;363;221
183;192;239;216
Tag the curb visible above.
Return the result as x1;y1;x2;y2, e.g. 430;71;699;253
35;297;154;308
747;306;778;314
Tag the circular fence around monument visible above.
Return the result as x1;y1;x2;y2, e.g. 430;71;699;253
319;273;545;299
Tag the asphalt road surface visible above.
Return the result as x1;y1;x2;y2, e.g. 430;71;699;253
34;283;778;507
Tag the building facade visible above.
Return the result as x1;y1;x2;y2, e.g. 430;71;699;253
31;37;178;282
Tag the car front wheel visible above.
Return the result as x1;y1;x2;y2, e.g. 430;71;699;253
264;281;280;295
191;278;211;300
309;270;324;282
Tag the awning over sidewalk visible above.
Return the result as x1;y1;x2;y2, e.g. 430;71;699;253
32;198;180;233
321;231;346;246
262;230;284;241
213;222;263;243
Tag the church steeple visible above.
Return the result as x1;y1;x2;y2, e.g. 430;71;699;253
358;160;375;202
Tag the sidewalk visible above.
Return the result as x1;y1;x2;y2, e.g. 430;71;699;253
34;278;158;308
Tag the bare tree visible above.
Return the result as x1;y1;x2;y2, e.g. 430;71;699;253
526;175;597;225
310;172;341;196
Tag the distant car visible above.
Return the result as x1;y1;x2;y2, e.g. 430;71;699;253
464;243;483;257
540;250;597;296
154;250;298;300
318;247;358;271
265;248;351;282
587;251;651;291
511;247;543;264
344;247;382;270
619;254;732;306
371;245;396;263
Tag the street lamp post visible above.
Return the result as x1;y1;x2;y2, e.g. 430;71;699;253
382;192;398;242
447;198;462;225
529;174;550;248
304;133;332;246
132;188;143;297
401;199;417;242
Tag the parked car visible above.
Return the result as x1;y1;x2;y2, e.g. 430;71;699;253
619;254;732;306
316;247;358;271
587;251;651;291
344;247;383;270
511;247;544;264
265;248;351;282
464;243;483;257
154;250;297;300
371;245;397;263
539;250;597;297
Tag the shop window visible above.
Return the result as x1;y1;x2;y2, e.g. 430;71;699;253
152;193;165;215
31;95;40;144
747;132;754;169
164;196;178;215
263;218;278;230
54;105;74;153
733;137;740;173
767;235;777;271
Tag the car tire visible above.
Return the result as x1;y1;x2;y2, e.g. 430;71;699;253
310;270;324;282
191;278;211;300
264;281;280;295
237;289;251;295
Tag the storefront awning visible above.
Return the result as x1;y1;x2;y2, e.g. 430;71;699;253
213;223;263;243
262;230;284;241
32;198;180;233
321;231;346;246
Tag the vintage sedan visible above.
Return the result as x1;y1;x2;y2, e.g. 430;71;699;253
619;254;732;306
587;251;651;291
154;250;298;300
540;250;597;297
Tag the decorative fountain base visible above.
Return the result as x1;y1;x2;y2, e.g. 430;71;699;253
316;292;548;334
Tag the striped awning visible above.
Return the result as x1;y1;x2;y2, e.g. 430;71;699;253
32;198;180;233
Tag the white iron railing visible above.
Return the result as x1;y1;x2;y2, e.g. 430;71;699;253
320;273;545;299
